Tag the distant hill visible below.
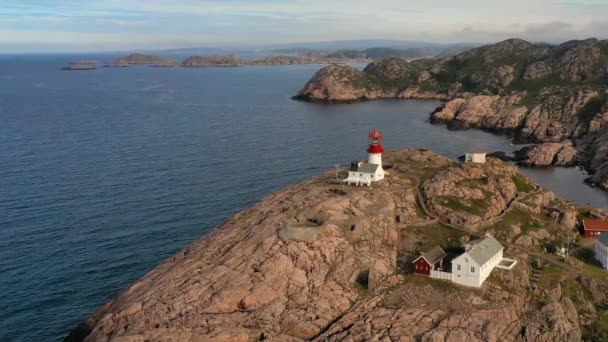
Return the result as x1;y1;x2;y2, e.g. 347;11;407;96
324;47;431;60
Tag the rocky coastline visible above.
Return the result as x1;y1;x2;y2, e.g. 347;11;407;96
67;149;608;341
295;38;608;189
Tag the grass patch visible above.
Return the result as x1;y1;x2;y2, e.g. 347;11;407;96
538;264;565;287
404;274;459;293
578;95;605;125
438;195;488;216
405;223;465;253
512;174;534;193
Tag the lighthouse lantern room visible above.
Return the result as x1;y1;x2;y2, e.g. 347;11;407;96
343;129;385;186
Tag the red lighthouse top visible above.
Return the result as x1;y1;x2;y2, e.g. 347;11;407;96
367;129;384;153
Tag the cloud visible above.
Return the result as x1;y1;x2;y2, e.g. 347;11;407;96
95;18;146;26
2;0;608;51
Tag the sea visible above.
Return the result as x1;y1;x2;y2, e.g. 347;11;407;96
2;54;608;341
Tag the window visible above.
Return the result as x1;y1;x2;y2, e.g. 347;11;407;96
471;267;475;273
457;264;461;271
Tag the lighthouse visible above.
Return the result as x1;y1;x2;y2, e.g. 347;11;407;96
367;129;384;174
343;129;385;186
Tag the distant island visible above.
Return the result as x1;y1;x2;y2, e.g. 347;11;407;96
295;38;608;191
60;46;468;71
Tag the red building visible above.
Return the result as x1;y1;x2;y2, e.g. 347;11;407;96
413;246;447;276
583;219;608;238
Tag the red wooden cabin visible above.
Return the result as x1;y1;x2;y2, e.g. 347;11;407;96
413;245;447;276
583;219;608;238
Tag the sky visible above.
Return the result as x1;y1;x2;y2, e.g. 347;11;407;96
1;0;608;52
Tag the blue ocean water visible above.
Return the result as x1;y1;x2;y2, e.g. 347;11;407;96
1;55;608;341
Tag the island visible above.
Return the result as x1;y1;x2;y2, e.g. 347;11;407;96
60;64;97;71
67;148;608;341
111;53;181;66
295;38;608;191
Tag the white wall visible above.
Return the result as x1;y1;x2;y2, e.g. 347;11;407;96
596;242;608;269
430;270;452;281
368;153;382;166
451;248;503;288
465;153;486;164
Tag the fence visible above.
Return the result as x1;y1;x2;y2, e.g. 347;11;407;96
429;270;452;281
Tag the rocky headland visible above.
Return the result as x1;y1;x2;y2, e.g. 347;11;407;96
67;149;608;341
295;38;608;189
182;55;242;67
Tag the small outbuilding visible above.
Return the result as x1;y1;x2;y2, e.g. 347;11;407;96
465;152;486;164
595;233;608;269
413;245;447;276
583;219;608;238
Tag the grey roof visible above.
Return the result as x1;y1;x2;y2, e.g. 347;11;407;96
355;163;380;174
420;245;447;265
466;236;503;265
598;233;608;246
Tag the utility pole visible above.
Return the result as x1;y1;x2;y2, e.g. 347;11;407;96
566;235;570;260
334;164;340;183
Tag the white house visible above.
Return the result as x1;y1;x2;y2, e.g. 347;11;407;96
595;233;608;269
465;152;487;164
343;162;383;186
451;236;503;288
343;130;385;186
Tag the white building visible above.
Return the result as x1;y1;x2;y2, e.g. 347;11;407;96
343;130;385;186
343;162;383;186
595;233;608;269
465;152;487;164
451;236;503;288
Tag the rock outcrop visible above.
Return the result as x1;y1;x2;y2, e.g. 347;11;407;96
517;141;578;167
296;38;608;189
67;150;602;342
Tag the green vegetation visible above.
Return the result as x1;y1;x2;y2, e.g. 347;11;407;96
403;223;465;255
438;195;488;216
512;174;534;193
489;207;554;242
584;300;608;341
578;95;605;125
538;264;565;287
418;80;439;92
404;274;459;293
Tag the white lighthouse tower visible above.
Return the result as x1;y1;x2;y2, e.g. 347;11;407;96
367;129;384;175
343;129;385;186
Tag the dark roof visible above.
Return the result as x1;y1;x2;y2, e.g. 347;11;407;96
414;245;447;265
598;233;608;246
584;219;608;232
356;163;380;174
466;236;503;265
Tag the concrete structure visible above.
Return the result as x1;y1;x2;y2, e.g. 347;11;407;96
413;246;447;276
343;130;385;186
465;152;487;164
595;233;608;269
451;236;503;288
583;219;608;238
